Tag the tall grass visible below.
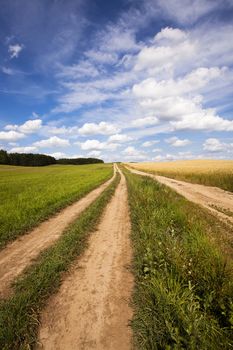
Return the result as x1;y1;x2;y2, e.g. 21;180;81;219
128;160;233;192
0;164;112;248
124;169;233;349
0;172;120;350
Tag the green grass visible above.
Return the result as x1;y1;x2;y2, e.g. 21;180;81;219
124;169;233;349
0;172;120;350
0;163;112;249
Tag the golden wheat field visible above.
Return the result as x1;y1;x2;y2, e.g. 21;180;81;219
127;159;233;191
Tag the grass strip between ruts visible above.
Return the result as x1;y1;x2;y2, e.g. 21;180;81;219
0;172;120;350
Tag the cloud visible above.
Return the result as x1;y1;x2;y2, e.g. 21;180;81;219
78;122;120;136
203;138;233;153
95;25;140;53
134;33;196;74
157;0;220;25
43;124;80;136
87;150;102;157
47;152;67;159
142;140;160;147
152;148;162;152
154;151;194;161
0;131;25;142
58;61;100;79
171;104;233;131
165;136;191;147
132;116;159;128
8;44;23;59
9;146;38;153
54;69;136;113
132;67;224;99
122;146;148;161
154;27;187;42
33;136;70;148
2;67;14;75
77;139;118;151
133;66;233;132
5;119;42;134
85;50;118;64
108;134;132;143
53;88;109;113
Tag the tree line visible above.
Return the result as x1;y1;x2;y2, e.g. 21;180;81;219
57;158;104;165
0;150;104;167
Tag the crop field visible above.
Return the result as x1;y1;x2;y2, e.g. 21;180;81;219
124;169;233;349
0;164;112;249
127;159;233;192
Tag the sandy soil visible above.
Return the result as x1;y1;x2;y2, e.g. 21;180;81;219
127;166;233;226
0;166;116;298
37;166;133;350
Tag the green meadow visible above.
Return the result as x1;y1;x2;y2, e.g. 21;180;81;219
0;164;112;249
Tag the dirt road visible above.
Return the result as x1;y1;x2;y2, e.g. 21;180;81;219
127;166;233;226
0;167;116;298
37;167;133;350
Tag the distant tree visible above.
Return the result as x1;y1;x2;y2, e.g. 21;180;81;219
0;149;8;164
0;150;102;167
0;150;56;166
57;157;104;165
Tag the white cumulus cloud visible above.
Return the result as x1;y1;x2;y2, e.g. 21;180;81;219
122;146;148;161
132;116;158;128
154;27;187;42
9;146;38;153
108;134;132;143
165;136;191;147
5;119;42;134
87;150;102;157
142;140;160;147
203;138;233;153
0;131;25;142
77;139;118;151
78;121;120;136
47;152;67;159
33;136;70;148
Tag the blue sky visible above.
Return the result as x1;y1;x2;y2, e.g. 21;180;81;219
0;0;233;162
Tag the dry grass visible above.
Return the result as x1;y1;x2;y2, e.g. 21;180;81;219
126;160;233;192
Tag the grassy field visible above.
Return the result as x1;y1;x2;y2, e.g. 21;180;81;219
127;160;233;192
0;164;113;249
124;169;233;349
0;172;120;349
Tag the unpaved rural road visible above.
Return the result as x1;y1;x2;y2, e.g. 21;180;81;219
127;166;233;225
37;166;133;350
0;167;116;298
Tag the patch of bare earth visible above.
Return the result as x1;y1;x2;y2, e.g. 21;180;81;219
0;169;116;298
37;167;133;350
127;167;233;226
